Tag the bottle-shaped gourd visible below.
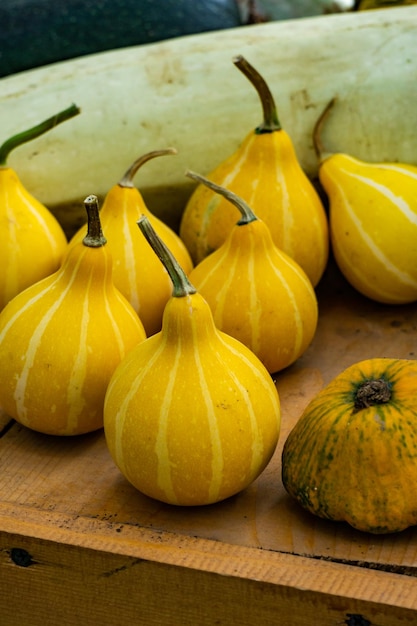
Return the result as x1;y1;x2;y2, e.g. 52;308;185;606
69;149;193;336
314;98;417;304
0;104;80;311
103;216;281;506
186;171;318;374
179;55;329;286
0;195;146;436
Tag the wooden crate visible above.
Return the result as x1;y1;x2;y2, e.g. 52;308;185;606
1;259;417;625
1;6;417;624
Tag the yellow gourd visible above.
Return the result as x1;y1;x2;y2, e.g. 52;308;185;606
0;195;146;436
0;104;79;310
69;148;193;336
314;98;417;304
180;55;329;286
104;216;281;506
186;171;318;374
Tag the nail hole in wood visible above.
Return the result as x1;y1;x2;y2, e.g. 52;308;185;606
345;615;372;626
10;547;35;567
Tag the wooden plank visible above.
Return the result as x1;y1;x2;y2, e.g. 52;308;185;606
0;410;13;435
3;410;417;572
1;518;417;626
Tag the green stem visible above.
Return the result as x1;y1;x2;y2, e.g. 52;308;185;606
83;195;107;248
185;170;257;226
233;55;281;134
119;147;177;188
137;216;196;298
0;103;81;166
312;97;337;162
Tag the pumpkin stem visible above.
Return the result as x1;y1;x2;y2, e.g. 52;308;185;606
185;170;257;226
312;97;337;163
233;55;281;134
0;103;80;166
119;147;178;188
83;195;107;248
353;378;392;412
137;215;196;298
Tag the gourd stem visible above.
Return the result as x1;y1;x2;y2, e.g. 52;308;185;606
83;195;107;248
233;55;281;134
353;378;392;412
137;216;196;298
312;97;337;162
0;103;80;166
119;147;178;188
186;170;257;225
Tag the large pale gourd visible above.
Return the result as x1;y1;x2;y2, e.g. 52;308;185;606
69;148;193;336
314;98;417;304
1;8;415;214
180;55;329;286
104;216;281;506
0;104;79;310
282;358;417;534
186;171;318;374
0;195;146;435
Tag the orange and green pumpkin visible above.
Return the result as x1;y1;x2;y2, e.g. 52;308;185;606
282;358;417;533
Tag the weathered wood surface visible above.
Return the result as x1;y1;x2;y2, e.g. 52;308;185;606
1;260;417;625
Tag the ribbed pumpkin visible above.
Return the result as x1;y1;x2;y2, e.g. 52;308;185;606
282;357;417;533
104;215;281;506
314;98;417;304
0;104;79;310
0;195;146;435
68;148;193;336
186;171;318;374
179;55;329;286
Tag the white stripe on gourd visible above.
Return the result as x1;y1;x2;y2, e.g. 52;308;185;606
110;334;168;473
331;172;417;289
191;337;225;503
13;264;79;424
347;171;417;223
121;208;140;312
